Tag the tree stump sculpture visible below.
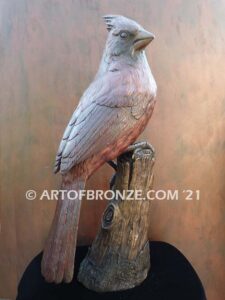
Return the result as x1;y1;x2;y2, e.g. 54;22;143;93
78;144;155;292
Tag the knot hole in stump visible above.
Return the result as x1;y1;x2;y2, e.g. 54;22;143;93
78;142;155;292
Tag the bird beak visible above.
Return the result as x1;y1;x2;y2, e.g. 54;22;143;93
133;29;155;51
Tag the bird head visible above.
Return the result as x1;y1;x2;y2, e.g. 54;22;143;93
103;15;155;57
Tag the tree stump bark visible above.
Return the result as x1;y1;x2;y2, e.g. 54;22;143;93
78;144;155;292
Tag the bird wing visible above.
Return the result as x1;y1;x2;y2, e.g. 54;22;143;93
55;71;151;173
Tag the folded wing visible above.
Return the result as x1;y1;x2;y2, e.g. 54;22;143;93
54;71;151;173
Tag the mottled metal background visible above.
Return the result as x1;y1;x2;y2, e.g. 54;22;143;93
0;0;225;299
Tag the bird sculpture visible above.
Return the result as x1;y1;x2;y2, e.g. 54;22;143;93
41;15;157;283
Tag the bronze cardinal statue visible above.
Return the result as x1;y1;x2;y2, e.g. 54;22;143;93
41;15;157;283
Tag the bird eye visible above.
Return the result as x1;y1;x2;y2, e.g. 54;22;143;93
120;31;129;39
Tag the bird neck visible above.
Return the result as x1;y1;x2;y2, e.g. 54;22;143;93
96;48;149;78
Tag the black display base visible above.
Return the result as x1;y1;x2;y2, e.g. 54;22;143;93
16;242;206;300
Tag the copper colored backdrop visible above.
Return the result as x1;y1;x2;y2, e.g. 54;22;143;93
0;1;225;299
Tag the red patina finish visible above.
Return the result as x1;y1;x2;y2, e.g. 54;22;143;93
42;15;157;284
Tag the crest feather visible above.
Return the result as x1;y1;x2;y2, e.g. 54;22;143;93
102;15;119;31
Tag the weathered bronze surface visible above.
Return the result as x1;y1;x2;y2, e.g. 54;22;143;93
78;145;155;291
41;15;156;283
1;1;225;299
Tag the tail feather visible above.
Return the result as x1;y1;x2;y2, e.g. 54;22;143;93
41;176;85;283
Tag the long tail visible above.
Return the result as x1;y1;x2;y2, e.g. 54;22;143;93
41;173;85;283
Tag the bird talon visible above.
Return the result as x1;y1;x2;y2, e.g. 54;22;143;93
126;141;155;156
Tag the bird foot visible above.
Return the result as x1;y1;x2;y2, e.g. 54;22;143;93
125;141;155;158
107;142;154;189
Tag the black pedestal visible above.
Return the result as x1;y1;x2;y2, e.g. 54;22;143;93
16;242;206;300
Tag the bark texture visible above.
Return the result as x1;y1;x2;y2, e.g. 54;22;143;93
78;145;155;292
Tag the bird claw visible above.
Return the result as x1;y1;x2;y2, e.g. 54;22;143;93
125;141;155;159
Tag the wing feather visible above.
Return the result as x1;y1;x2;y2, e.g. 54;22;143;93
55;71;151;173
